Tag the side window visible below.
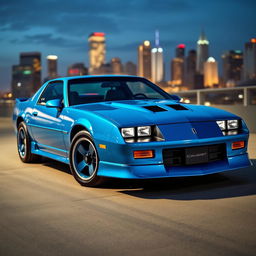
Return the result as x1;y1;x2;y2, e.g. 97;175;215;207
38;81;63;105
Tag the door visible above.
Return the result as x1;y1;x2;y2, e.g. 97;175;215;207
29;81;67;156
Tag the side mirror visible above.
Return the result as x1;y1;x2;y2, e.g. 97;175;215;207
46;99;62;109
170;94;181;102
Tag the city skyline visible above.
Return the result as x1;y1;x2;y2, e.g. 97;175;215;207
0;0;255;91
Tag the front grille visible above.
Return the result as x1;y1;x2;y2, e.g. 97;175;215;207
163;144;226;167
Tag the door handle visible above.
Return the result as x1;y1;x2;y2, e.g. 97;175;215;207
32;111;38;116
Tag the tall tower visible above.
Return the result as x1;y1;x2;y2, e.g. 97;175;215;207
185;49;197;89
20;52;41;92
196;30;209;74
137;40;151;80
124;61;137;76
204;57;219;88
88;32;106;74
111;58;123;74
151;30;164;83
171;58;184;86
12;52;42;98
171;44;186;87
222;50;243;86
243;38;256;80
176;44;185;58
47;55;58;79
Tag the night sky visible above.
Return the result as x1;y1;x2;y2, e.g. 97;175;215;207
0;0;255;92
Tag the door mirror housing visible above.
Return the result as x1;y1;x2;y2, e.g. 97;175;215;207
170;94;181;102
46;99;62;108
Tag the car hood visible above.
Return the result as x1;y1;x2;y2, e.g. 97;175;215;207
71;100;239;127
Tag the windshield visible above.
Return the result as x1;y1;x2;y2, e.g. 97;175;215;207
68;77;171;106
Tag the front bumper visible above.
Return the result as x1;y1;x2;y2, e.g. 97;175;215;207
97;133;251;179
98;153;251;178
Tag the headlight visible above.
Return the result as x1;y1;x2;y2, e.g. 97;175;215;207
121;125;164;142
216;120;226;130
137;126;151;137
121;127;135;138
227;120;238;130
216;119;240;135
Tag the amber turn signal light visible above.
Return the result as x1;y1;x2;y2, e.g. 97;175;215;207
133;150;154;159
232;141;245;150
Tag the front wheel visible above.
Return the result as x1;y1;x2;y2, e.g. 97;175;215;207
69;131;104;187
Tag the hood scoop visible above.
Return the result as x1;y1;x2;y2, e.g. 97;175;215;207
167;104;188;110
143;105;168;112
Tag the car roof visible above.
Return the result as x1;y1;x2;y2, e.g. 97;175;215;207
48;75;143;83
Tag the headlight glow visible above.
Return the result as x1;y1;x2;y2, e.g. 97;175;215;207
137;126;151;137
121;127;135;138
227;120;238;130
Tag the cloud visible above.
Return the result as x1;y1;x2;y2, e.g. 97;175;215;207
0;0;191;35
9;33;85;51
0;0;120;35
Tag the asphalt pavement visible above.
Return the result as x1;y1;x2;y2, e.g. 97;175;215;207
0;117;255;256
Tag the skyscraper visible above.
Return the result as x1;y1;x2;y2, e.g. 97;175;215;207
98;63;113;74
176;44;185;58
151;31;164;83
111;58;123;74
67;63;88;76
47;55;58;79
222;50;243;86
12;52;41;98
204;57;219;88
243;38;256;81
137;40;151;80
12;65;34;98
185;50;197;90
171;44;186;86
196;31;209;74
88;32;106;74
171;58;184;86
124;61;137;76
20;52;41;92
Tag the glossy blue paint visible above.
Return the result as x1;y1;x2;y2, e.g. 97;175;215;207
98;154;250;178
45;99;62;108
13;75;251;180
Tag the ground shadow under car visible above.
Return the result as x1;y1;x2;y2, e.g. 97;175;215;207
119;160;256;200
42;157;256;201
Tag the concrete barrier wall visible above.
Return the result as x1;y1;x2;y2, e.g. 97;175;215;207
212;105;256;133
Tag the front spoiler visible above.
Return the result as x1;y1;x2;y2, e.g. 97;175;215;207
97;153;251;179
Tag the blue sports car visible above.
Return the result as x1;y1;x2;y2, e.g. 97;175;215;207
13;75;251;186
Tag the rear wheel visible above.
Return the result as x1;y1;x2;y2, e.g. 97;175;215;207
17;122;40;163
69;131;104;187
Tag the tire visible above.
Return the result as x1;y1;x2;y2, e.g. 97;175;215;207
17;121;41;163
69;130;104;187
